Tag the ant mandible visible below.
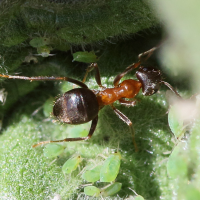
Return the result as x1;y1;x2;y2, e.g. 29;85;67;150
0;46;181;151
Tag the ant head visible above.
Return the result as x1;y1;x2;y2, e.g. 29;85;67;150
136;66;162;96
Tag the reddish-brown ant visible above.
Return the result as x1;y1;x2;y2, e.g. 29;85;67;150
0;46;181;151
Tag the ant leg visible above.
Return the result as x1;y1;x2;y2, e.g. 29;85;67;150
32;116;98;148
113;61;141;87
111;105;138;152
114;43;163;87
138;46;158;62
118;98;136;107
82;63;95;83
0;74;88;89
82;63;103;87
138;41;164;62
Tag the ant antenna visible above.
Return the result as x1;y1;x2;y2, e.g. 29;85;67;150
161;81;182;98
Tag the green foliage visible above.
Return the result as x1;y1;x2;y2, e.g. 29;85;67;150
149;0;200;199
167;142;188;179
135;195;145;200
1;0;199;199
0;17;28;47
0;37;176;199
0;116;67;199
0;0;157;48
168;104;184;138
43;97;54;118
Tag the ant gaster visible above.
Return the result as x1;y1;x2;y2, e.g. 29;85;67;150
0;47;181;151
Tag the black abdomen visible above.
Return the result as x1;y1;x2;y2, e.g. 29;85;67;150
53;88;99;124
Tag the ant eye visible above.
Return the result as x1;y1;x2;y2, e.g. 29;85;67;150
136;66;162;96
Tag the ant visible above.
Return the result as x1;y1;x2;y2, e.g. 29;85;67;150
0;46;181;151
